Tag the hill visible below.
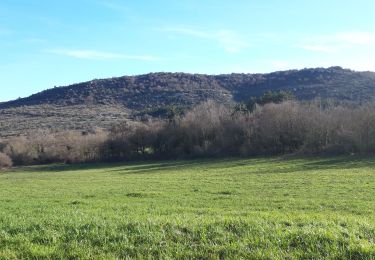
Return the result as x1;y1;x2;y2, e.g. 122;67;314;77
1;66;375;136
3;66;375;109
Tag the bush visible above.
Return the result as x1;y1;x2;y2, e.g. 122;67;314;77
3;129;108;165
4;136;37;165
4;99;375;166
0;152;13;168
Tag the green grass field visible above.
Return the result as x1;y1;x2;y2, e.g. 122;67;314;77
0;157;374;259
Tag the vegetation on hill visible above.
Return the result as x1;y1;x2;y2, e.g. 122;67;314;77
234;90;295;113
2;67;375;110
0;157;374;258
2;98;375;167
1;67;375;137
0;104;130;137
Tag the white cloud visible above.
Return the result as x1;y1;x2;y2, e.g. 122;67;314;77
299;45;337;53
95;1;129;12
334;32;375;44
160;27;249;53
46;49;159;61
298;32;375;53
335;55;375;72
162;27;211;38
269;60;291;70
216;30;249;53
24;38;46;44
0;27;13;36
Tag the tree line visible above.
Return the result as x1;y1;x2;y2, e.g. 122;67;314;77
1;95;375;168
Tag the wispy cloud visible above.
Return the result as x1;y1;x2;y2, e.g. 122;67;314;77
298;32;375;53
216;30;249;53
299;45;338;53
269;60;291;70
161;27;249;53
24;38;46;44
0;27;13;36
46;49;159;61
334;32;375;44
95;0;129;13
163;27;211;38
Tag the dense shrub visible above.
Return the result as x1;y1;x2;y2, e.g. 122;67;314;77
147;100;375;158
102;121;155;161
0;152;13;168
245;90;295;112
3;130;107;165
4;99;375;166
4;136;37;165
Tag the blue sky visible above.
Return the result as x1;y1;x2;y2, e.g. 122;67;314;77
1;0;375;101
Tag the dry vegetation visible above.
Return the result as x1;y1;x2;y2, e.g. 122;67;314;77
0;104;130;137
2;67;375;137
0;152;12;168
2;99;375;167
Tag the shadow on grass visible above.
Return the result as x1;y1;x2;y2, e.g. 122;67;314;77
111;160;220;174
114;156;375;175
13;159;216;174
7;155;375;175
12;162;123;173
248;156;375;175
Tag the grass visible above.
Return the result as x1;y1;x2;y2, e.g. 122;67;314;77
0;156;374;259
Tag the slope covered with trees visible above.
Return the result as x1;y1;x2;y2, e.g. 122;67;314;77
1;66;375;136
3;66;375;109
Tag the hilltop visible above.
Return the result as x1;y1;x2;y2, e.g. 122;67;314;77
3;66;375;109
1;66;375;136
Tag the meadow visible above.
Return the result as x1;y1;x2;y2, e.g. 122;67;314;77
0;156;374;259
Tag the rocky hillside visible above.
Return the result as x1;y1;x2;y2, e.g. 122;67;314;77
1;66;375;136
3;66;375;109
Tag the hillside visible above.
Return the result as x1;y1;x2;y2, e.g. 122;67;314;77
1;66;375;136
3;66;375;109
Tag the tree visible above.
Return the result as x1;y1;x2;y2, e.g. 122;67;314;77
246;90;295;112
